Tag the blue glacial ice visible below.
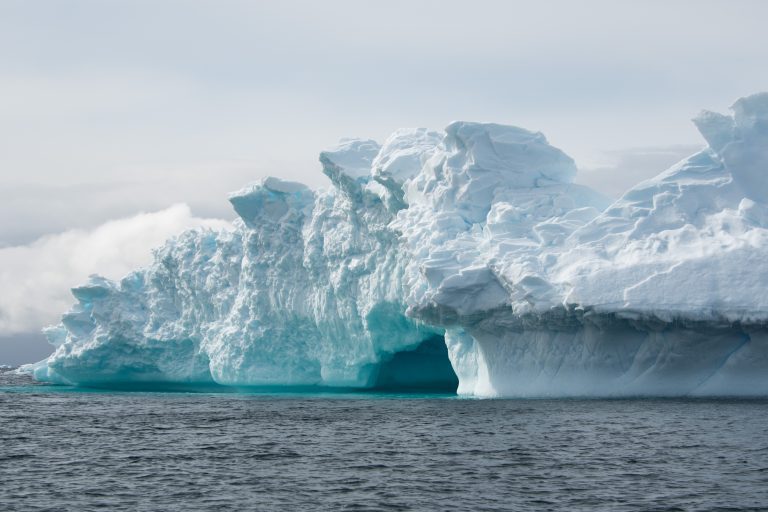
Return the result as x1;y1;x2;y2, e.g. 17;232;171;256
22;93;768;397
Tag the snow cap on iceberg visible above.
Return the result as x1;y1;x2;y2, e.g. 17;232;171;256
557;92;768;321
70;274;116;302
373;128;442;186
732;92;768;133
402;122;580;225
716;92;768;203
694;92;768;203
320;138;380;181
371;128;442;209
444;121;577;187
319;138;381;201
228;177;314;228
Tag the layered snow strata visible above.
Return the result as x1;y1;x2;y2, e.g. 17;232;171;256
437;93;768;396
24;93;768;397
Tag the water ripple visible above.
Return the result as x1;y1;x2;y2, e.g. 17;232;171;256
1;370;768;511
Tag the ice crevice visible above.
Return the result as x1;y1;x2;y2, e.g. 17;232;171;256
20;92;768;397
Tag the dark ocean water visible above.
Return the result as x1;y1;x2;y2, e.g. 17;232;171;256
1;369;767;511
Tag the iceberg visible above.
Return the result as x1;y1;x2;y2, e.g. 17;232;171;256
22;93;768;397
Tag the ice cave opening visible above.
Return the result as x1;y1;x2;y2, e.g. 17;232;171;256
369;335;459;393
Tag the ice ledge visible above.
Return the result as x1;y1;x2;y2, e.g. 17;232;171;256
411;303;768;334
228;177;314;227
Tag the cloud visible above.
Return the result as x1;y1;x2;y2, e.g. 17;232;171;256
573;145;703;198
0;160;285;247
0;204;230;336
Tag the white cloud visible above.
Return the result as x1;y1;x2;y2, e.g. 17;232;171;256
0;160;288;247
0;204;230;335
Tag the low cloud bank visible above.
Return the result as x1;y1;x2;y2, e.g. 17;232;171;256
0;204;230;336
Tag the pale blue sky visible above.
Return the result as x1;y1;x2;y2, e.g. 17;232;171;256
1;0;767;361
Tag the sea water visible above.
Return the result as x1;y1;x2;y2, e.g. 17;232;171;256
1;369;767;511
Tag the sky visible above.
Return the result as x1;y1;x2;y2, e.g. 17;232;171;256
1;0;767;363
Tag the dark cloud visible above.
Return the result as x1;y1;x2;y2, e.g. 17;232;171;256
0;332;52;366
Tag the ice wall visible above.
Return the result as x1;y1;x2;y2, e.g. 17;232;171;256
436;93;768;396
23;93;768;396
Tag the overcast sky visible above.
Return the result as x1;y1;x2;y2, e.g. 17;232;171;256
1;0;767;363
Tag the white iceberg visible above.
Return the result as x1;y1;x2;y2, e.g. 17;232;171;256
22;93;768;397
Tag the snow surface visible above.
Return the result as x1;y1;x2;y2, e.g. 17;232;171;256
22;93;768;396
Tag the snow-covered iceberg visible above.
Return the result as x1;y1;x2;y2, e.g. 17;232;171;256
23;93;768;397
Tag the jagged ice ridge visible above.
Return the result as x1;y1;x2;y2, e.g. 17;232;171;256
22;93;768;397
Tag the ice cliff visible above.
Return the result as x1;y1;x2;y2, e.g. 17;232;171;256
23;93;768;396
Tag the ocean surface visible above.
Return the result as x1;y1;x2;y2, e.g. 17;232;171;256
1;369;767;511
